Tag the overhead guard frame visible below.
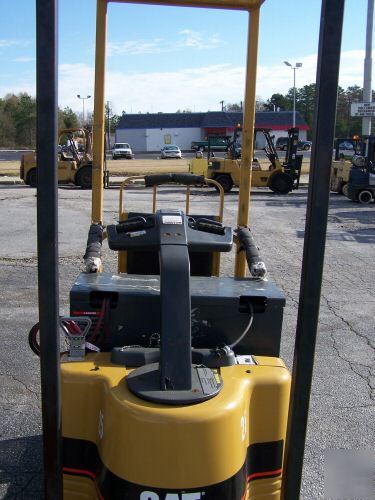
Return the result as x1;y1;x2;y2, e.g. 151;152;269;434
91;0;262;277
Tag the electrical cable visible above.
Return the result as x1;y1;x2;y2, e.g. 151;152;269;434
229;302;254;349
88;299;106;343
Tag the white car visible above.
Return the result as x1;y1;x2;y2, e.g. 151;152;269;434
112;143;133;160
160;145;182;159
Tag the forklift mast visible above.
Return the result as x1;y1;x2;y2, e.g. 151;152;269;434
284;128;299;165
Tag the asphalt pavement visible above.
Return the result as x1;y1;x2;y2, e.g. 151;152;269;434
0;184;373;498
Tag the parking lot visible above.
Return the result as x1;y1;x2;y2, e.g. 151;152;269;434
0;183;374;498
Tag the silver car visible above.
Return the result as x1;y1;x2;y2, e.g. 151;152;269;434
161;145;182;159
112;143;133;159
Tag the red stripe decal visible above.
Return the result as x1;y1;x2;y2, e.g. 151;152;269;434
63;467;104;500
247;468;283;482
72;311;101;316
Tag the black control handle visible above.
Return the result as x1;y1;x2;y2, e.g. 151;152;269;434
116;216;149;233
193;218;225;235
144;173;205;187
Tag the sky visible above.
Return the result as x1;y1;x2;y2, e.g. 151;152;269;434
0;0;373;116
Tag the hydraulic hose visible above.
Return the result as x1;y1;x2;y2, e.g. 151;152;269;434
235;227;267;278
83;223;104;272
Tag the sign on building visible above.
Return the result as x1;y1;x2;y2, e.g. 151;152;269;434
350;102;375;117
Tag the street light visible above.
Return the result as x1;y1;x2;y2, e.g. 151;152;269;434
77;94;91;124
284;61;302;127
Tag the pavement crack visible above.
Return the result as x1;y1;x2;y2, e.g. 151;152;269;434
321;295;375;401
334;404;375;410
13;472;40;498
0;373;40;399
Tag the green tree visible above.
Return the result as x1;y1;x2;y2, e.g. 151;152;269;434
264;93;291;112
12;93;36;147
60;107;79;129
295;84;316;139
0;96;16;147
225;102;242;112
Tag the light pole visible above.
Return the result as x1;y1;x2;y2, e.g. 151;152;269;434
284;61;302;127
77;94;91;125
362;0;374;135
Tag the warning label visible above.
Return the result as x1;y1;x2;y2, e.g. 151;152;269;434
162;215;182;225
197;367;219;394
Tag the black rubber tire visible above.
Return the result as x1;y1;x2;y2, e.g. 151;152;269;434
215;174;233;193
303;144;310;151
198;146;205;152
358;190;373;204
268;172;294;194
76;166;92;189
342;183;348;197
27;168;37;187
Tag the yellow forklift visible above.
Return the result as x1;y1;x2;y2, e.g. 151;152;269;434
190;127;303;194
330;137;363;195
20;127;96;188
208;127;302;193
33;0;345;499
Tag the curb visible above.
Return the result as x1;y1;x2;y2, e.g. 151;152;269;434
0;177;309;188
0;177;24;185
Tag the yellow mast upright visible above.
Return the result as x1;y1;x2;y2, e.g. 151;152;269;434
92;0;108;224
234;6;261;277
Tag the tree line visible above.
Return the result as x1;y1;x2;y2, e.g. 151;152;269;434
0;93;82;148
1;86;374;148
227;84;375;140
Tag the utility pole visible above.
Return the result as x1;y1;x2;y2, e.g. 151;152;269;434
362;0;374;135
220;100;225;112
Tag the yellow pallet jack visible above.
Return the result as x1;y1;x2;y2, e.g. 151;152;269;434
34;0;345;499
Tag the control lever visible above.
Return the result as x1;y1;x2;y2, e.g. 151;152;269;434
116;216;151;234
190;217;225;235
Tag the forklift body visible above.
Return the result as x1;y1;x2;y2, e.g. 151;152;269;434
330;137;364;195
20;127;95;188
192;128;302;194
346;136;375;203
34;1;346;499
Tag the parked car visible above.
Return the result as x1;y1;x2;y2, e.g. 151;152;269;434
338;141;354;150
191;137;229;152
160;145;182;159
276;137;312;151
112;143;133;159
275;137;289;150
297;140;312;151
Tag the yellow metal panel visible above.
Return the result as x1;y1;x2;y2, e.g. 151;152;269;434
61;353;290;490
235;7;260;277
91;0;108;224
108;0;264;12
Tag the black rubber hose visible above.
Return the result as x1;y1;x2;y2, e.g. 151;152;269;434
83;223;104;259
144;173;174;186
235;227;267;277
28;322;40;356
172;173;205;185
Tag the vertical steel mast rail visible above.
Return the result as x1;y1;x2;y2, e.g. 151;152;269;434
282;1;345;498
36;0;62;498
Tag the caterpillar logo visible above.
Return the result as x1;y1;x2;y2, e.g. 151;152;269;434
140;492;204;499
